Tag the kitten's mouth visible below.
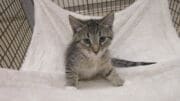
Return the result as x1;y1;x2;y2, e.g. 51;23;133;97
93;51;99;55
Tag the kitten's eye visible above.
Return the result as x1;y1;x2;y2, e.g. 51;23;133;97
83;39;91;44
100;37;106;43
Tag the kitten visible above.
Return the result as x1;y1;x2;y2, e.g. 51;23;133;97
65;12;155;88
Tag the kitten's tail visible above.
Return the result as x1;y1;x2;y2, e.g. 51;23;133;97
111;58;156;67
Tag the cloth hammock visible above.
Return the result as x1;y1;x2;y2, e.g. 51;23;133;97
0;0;180;100
22;0;180;72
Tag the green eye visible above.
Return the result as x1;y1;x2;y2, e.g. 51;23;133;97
100;37;106;43
83;39;91;44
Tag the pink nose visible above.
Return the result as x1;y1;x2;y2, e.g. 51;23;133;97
92;45;99;54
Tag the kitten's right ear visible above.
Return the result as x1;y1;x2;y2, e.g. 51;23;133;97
69;15;84;33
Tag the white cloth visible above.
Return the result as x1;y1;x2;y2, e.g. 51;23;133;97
21;0;180;72
0;0;180;100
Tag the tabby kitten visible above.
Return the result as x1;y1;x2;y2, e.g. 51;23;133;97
65;12;155;88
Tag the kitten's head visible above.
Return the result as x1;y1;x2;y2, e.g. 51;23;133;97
69;13;114;55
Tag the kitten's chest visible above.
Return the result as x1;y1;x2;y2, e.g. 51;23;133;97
78;56;102;79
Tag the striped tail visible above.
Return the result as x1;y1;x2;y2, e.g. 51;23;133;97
111;58;156;67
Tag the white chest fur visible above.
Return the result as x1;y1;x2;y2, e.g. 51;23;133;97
78;51;104;79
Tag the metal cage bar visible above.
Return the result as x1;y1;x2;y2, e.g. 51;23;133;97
56;0;135;16
0;0;32;70
0;0;180;70
168;0;180;34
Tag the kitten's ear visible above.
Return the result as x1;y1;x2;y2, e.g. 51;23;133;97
69;15;84;33
100;12;114;28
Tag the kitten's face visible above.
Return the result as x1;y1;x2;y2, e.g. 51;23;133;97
69;13;114;55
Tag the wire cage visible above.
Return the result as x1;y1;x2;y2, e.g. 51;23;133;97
0;0;33;70
0;0;180;70
52;0;135;16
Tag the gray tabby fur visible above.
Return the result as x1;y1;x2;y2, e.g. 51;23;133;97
65;12;155;88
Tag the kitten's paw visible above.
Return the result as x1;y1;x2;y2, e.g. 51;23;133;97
65;86;78;90
112;79;124;86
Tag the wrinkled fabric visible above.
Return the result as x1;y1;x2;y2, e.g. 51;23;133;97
0;0;177;100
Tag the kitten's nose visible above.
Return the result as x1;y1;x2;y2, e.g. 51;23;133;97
92;45;99;54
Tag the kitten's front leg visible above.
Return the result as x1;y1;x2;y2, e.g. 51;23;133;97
65;68;79;88
102;67;124;86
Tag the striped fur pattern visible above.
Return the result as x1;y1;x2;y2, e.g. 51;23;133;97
111;58;156;67
65;12;155;88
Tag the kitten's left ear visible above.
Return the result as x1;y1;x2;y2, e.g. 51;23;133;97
100;12;114;28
